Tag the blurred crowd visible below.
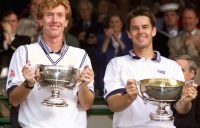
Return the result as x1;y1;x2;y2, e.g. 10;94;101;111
0;0;200;97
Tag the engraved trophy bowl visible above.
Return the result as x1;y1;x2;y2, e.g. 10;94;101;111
138;78;185;121
37;65;80;107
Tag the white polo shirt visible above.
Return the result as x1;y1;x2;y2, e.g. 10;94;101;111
6;39;94;128
104;51;184;128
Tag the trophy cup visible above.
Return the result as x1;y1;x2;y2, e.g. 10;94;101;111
37;65;79;107
138;78;185;121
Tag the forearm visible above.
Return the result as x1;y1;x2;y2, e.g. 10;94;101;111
107;93;135;112
9;82;33;107
116;39;125;50
174;99;192;114
78;84;94;110
101;37;110;53
174;102;200;128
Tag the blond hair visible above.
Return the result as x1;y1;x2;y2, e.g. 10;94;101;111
37;0;72;20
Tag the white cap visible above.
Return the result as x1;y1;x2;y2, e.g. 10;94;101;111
160;3;179;12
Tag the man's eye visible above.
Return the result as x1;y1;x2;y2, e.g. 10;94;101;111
58;13;64;17
46;13;53;17
131;27;138;31
143;26;149;29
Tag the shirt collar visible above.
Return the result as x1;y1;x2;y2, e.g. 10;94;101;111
191;29;196;36
39;38;68;55
185;29;197;36
129;50;161;62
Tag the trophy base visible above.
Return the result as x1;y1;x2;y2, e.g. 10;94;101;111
42;97;68;107
149;112;173;121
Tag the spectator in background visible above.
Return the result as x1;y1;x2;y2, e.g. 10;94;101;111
115;0;132;23
151;0;163;31
173;54;200;128
64;17;80;48
168;4;200;67
0;10;31;78
0;10;31;128
71;0;101;78
95;0;111;27
16;0;42;42
148;1;170;58
152;31;170;58
160;3;182;38
95;11;132;96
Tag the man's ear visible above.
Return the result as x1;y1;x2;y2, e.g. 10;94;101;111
152;27;156;37
190;69;196;80
64;20;69;27
127;30;131;39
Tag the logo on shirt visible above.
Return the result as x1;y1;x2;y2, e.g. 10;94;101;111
8;69;15;85
157;69;165;74
9;69;15;77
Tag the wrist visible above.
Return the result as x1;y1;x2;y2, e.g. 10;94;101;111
23;80;34;89
79;83;88;89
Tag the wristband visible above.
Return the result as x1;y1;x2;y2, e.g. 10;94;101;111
23;80;34;89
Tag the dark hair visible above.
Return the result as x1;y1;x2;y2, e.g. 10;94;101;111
181;4;199;18
126;6;156;31
104;11;123;29
0;25;4;43
1;10;18;21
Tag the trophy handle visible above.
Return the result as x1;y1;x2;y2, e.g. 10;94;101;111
136;81;148;104
33;77;41;90
179;80;197;102
136;81;160;103
34;65;42;90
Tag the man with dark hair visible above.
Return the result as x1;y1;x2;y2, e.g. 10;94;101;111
103;7;197;128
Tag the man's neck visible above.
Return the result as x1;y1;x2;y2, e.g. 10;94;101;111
133;48;155;60
166;25;178;31
43;36;63;53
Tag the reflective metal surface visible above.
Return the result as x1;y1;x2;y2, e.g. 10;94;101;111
138;78;185;121
140;78;184;101
38;65;79;107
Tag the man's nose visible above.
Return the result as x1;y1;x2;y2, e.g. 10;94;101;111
138;27;144;33
52;15;58;22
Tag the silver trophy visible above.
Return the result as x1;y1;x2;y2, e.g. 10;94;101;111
138;78;185;121
37;65;79;107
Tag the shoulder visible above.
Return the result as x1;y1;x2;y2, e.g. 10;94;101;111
68;46;85;52
160;56;176;64
18;18;34;24
15;35;31;42
195;29;200;35
168;32;184;44
68;46;87;55
160;56;181;68
108;55;130;66
156;31;170;39
23;43;41;50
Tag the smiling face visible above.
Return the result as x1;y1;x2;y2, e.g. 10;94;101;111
2;13;18;35
38;5;68;39
182;9;199;32
109;16;123;33
127;16;156;50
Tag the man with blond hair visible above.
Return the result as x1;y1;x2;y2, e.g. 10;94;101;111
7;0;94;127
